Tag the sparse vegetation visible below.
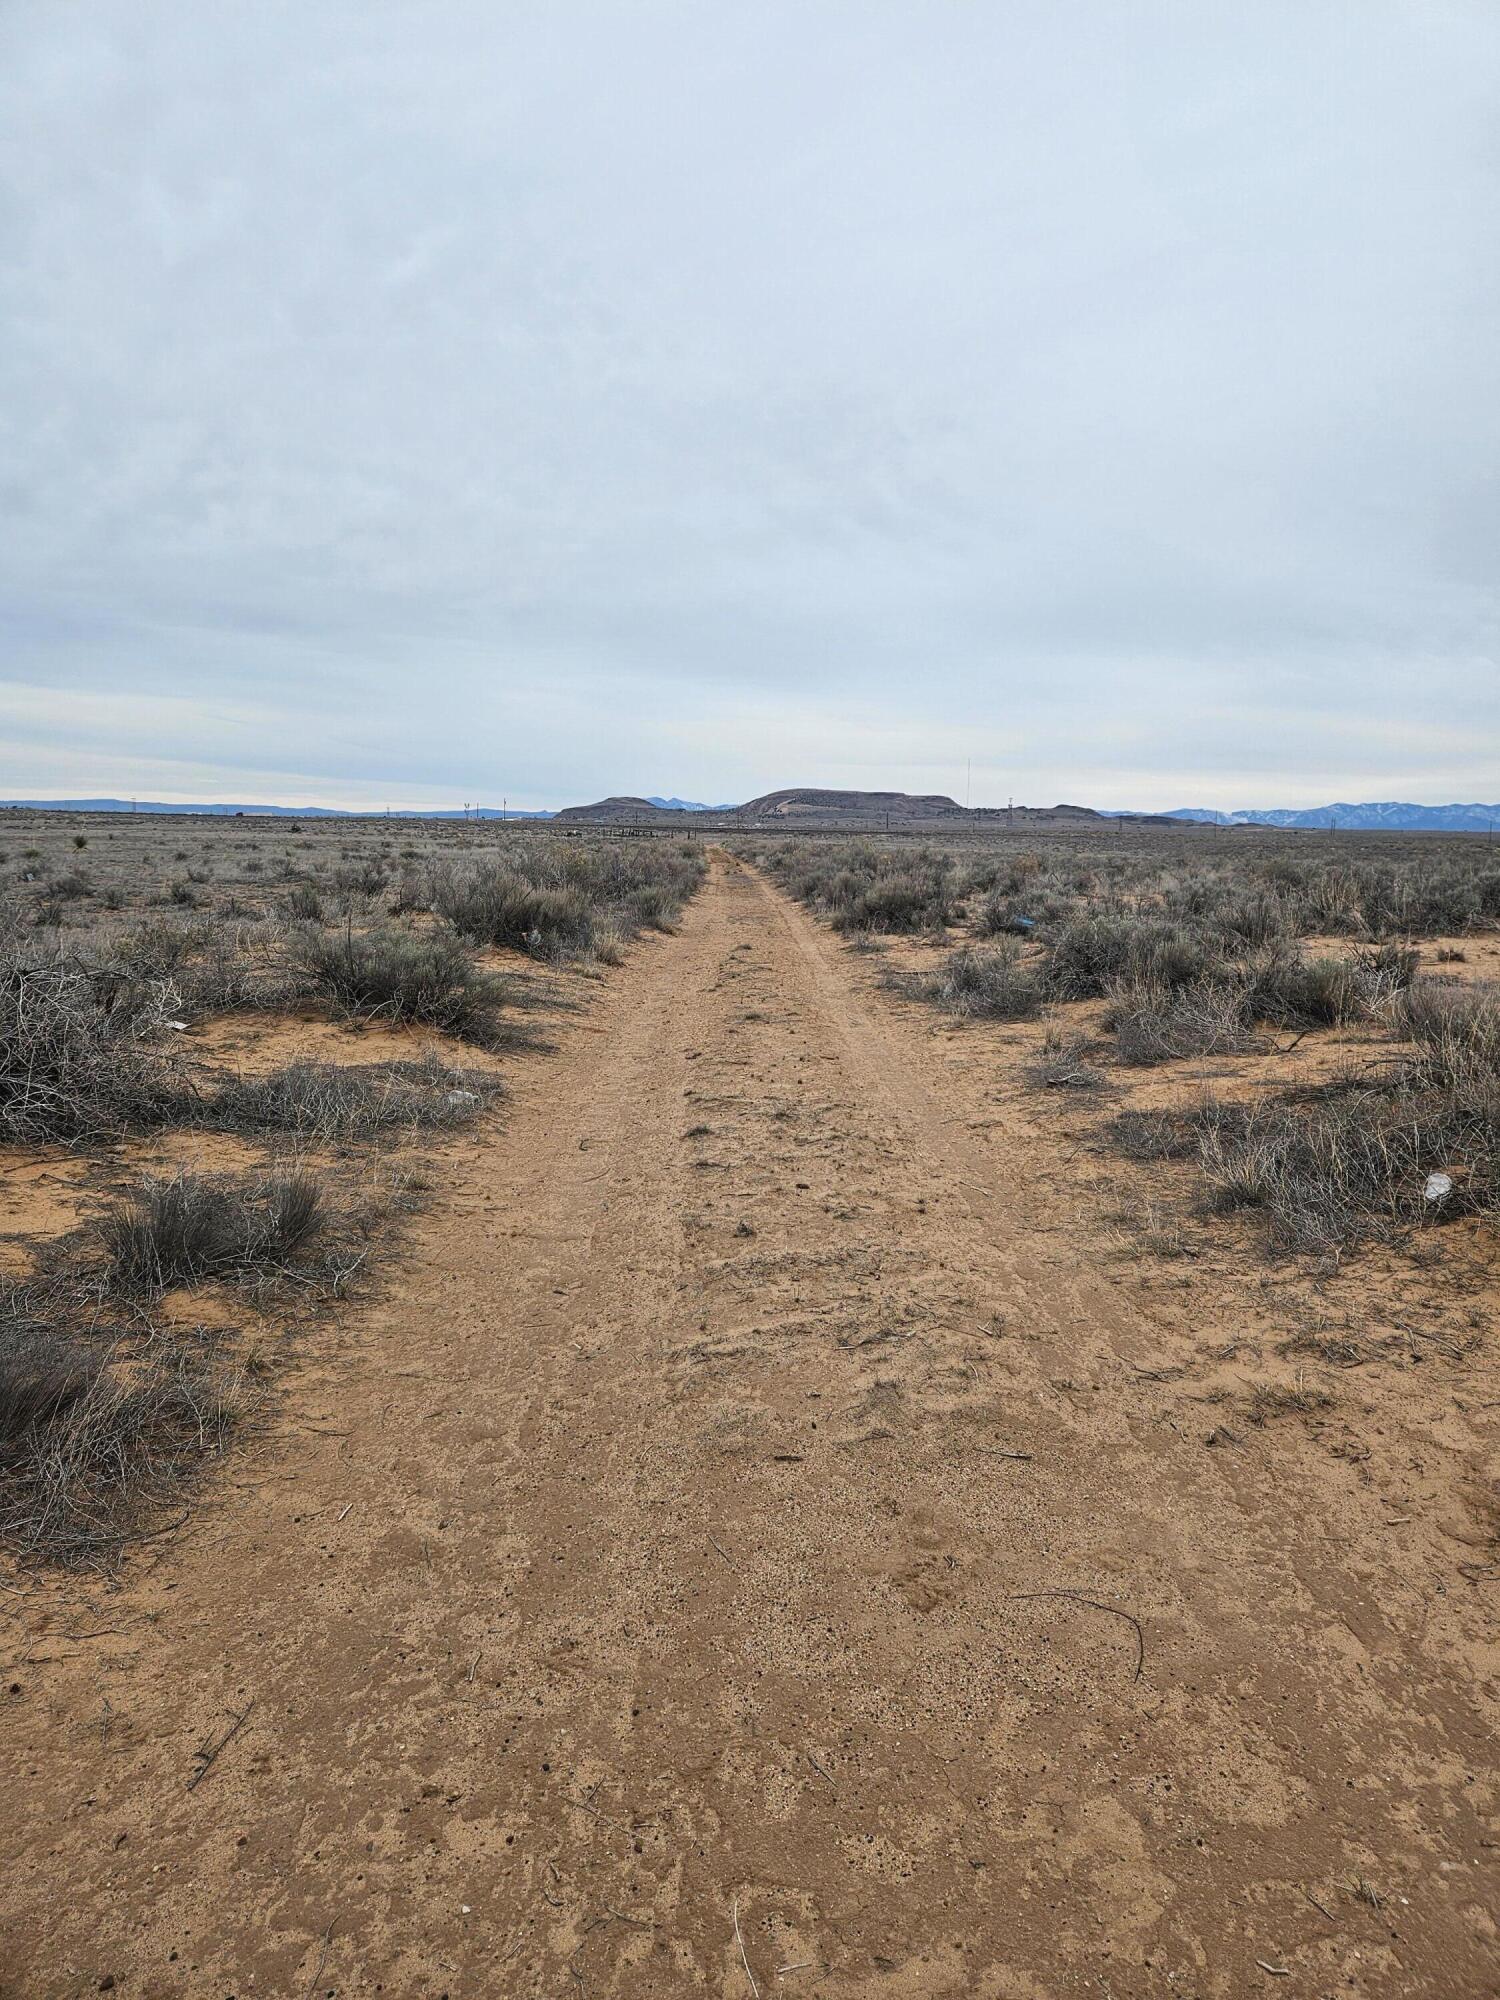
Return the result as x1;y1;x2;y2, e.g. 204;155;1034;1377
428;837;705;958
0;812;708;1563
1193;984;1500;1253
762;826;1499;1266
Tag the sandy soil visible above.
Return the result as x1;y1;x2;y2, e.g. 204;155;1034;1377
2;854;1496;1997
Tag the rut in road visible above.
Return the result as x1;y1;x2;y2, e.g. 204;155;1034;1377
3;852;1493;1998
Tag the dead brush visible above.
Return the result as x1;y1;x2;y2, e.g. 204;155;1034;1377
1025;1027;1109;1092
1107;978;1260;1064
204;1052;503;1139
0;947;188;1142
1107;1107;1200;1160
1244;1379;1334;1425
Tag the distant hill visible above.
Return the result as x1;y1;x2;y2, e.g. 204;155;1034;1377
644;796;733;812
553;795;689;822
0;798;550;820
555;788;1127;829
1166;801;1500;833
728;789;1124;827
734;787;970;823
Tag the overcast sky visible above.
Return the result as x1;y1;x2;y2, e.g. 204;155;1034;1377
2;2;1497;811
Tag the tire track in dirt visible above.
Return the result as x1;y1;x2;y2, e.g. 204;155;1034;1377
1;852;1494;1997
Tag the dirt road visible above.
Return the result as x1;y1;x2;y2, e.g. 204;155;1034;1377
3;855;1495;1996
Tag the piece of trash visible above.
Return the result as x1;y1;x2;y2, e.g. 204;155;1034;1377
165;1020;189;1032
1423;1171;1453;1204
445;1089;481;1109
1001;914;1037;935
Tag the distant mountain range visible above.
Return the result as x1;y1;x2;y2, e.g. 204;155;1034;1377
643;796;734;812
1164;801;1500;833
3;793;1495;833
0;797;550;819
0;793;729;818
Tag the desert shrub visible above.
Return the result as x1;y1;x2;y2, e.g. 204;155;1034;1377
1397;978;1500;1078
1108;979;1258;1065
291;925;513;1046
437;873;596;954
1042;916;1221;1000
107;916;292;1018
1210;889;1294;948
332;860;388;897
0;949;185;1141
40;870;92;905
207;1054;502;1138
765;841;957;933
278;882;324;922
922;940;1046;1019
836;864;954;933
1245;944;1416;1028
98;1171;326;1290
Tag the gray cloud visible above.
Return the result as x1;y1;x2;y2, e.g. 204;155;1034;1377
2;0;1496;810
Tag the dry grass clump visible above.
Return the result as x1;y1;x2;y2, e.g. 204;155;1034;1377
206;1053;502;1139
1245;1381;1334;1425
0;1277;244;1565
920;939;1046;1020
97;1170;328;1291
